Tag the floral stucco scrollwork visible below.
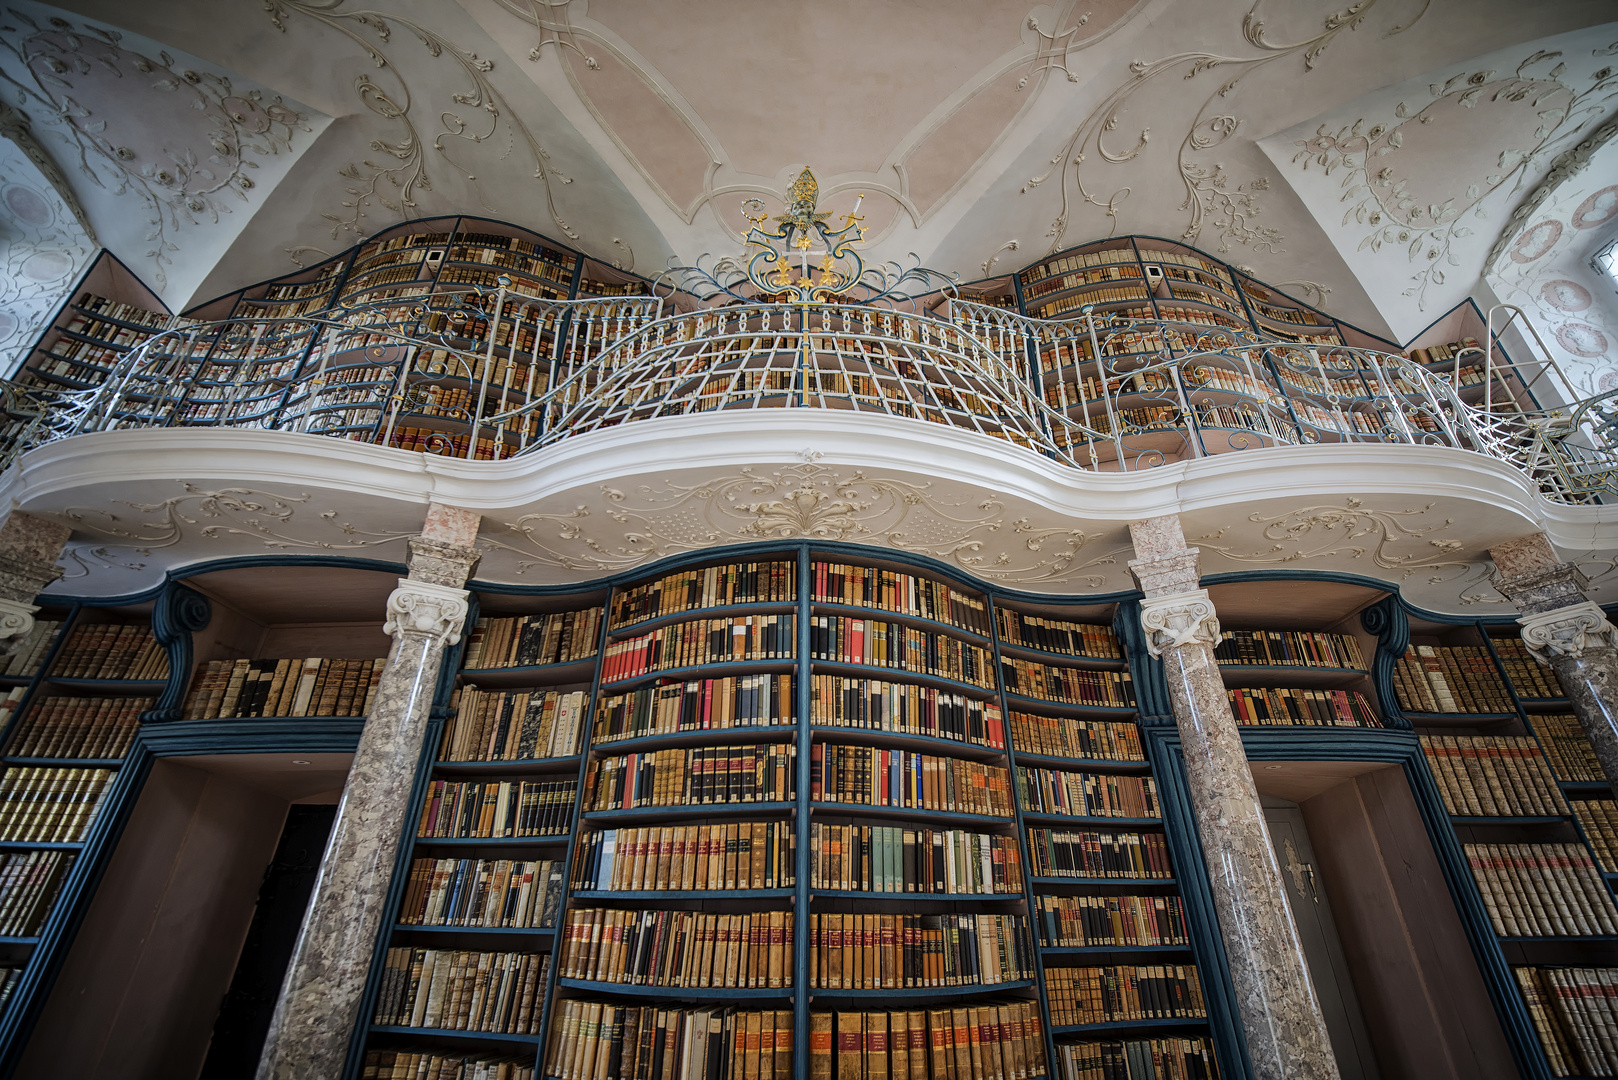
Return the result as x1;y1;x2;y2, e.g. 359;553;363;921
482;458;1127;586
263;0;578;244
0;9;309;288
1293;45;1618;310
1024;0;1429;254
1191;496;1470;582
51;482;415;577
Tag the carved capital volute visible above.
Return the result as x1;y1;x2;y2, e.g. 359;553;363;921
0;598;37;656
1138;588;1221;659
1518;601;1618;665
383;579;469;647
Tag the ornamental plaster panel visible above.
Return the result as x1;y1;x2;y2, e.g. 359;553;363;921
0;137;93;377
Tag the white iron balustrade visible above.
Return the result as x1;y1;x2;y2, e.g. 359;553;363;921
0;284;1611;503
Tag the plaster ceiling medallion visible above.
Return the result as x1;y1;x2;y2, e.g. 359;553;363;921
0;1;328;302
1485;128;1618;396
1262;22;1618;338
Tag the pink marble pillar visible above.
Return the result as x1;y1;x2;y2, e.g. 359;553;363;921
1492;532;1618;788
1128;515;1340;1080
257;503;482;1080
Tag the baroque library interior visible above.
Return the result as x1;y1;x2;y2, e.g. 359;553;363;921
0;4;1616;1080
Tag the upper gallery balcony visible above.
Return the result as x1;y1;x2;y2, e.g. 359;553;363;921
1;218;1611;507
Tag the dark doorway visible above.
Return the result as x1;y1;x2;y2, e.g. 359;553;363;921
198;804;337;1079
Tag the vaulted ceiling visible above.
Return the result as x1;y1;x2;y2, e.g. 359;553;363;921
3;0;1616;351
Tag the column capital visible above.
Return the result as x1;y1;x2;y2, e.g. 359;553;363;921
1518;600;1618;664
1138;588;1221;658
383;579;470;646
0;597;37;655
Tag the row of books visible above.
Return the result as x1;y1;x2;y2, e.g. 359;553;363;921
813;1006;1046;1080
1225;687;1381;728
809;746;1013;818
546;1002;792;1080
463;609;602;670
1034;893;1189;949
807;913;1034;989
441;688;586;762
1572;800;1617;872
1021;246;1140;285
603;616;796;683
1023;259;1143;299
372;948;550;1033
5;695;147;759
811;564;991;635
611;562;796;628
50;623;167;680
1009;713;1143;764
809;618;996;689
559;907;793;989
811;823;1023;896
585;745;796;810
1027;828;1174;880
593;676;794;745
1534;714;1602;783
361;1049;531;1080
183;657;384;719
1054;1037;1220;1080
1394;645;1511;714
1405;336;1482;366
811;676;1005;749
0;766;114;843
1045;965;1208;1026
996;611;1121;660
571;821;796;892
1212;629;1364;669
1515;966;1618;1078
1000;659;1134;709
0;619;59;677
1493;640;1561;698
416;778;577;839
380;427;520;459
0;850;71;936
1017;768;1159;820
1420;736;1569;817
396;857;564;928
1464;843;1618;937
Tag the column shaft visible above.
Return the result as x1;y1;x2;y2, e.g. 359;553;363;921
1129;515;1339;1080
258;516;479;1080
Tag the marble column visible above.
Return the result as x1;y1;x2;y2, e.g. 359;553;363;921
257;503;481;1080
1491;532;1618;788
0;510;70;654
1128;515;1340;1080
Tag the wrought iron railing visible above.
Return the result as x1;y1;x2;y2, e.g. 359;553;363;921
1;284;1611;504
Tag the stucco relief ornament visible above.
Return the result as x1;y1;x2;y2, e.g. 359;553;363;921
263;0;579;246
1191;497;1469;582
0;11;308;288
383;580;469;646
1518;601;1618;664
1295;47;1618;310
1024;0;1430;254
482;457;1120;586
1138;589;1221;658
